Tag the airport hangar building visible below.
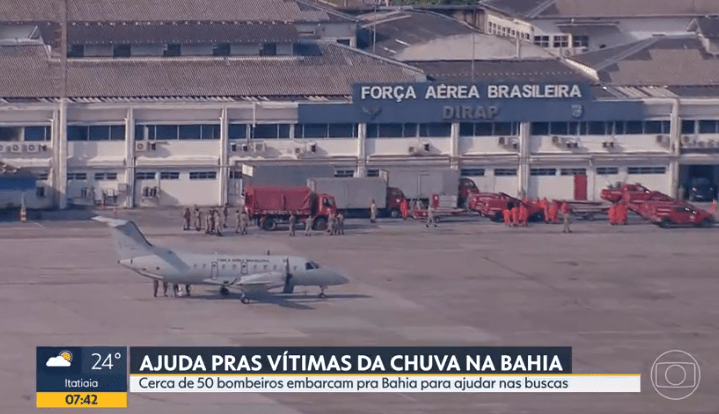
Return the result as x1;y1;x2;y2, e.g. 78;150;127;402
1;3;719;209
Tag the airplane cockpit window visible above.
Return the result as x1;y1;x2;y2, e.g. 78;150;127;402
305;261;321;270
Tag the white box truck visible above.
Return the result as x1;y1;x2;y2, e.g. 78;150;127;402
383;169;460;200
306;177;406;218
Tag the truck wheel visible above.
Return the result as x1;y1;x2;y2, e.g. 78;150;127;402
659;218;671;228
492;212;503;223
700;218;712;228
262;218;277;231
389;209;400;219
313;217;328;231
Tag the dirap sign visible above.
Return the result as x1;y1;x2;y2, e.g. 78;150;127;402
357;83;585;103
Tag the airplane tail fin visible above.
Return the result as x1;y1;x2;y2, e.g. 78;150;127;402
93;216;154;260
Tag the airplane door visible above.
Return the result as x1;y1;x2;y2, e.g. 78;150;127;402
210;261;218;279
240;261;248;275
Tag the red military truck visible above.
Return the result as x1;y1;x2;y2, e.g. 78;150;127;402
467;192;543;222
647;202;714;228
242;185;337;231
600;183;651;203
626;191;676;217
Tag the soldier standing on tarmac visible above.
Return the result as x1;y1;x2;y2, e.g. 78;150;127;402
240;211;249;234
337;211;345;235
222;205;229;228
370;199;378;223
194;206;202;231
426;204;437;228
214;210;223;237
162;281;168;296
305;216;313;236
183;208;191;230
205;210;212;234
289;213;296;237
562;203;572;233
328;212;336;235
153;279;159;297
235;210;242;233
185;285;191;296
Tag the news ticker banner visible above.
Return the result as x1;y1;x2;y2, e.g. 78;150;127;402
37;346;642;407
128;346;640;393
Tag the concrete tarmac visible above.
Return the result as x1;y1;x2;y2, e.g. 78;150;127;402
1;210;717;413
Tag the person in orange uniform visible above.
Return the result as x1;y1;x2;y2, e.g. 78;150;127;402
400;198;409;220
540;198;550;223
511;203;520;227
608;203;616;225
502;203;512;226
548;200;559;223
618;202;628;225
519;202;529;226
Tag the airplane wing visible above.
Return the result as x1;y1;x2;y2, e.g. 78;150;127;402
202;272;286;293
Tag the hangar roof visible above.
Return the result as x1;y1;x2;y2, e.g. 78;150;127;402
0;0;347;23
482;0;719;19
408;59;591;82
0;43;426;100
569;35;719;87
358;10;553;61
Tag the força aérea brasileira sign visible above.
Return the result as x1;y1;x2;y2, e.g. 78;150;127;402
357;83;586;103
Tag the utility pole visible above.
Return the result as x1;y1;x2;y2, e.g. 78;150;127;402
58;0;68;209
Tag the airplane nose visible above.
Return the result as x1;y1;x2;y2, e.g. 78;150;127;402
336;272;349;285
119;259;132;268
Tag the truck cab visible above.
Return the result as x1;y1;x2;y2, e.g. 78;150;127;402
458;178;479;208
650;203;713;228
386;187;406;218
315;194;337;218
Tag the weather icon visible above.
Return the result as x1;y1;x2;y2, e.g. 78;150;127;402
46;350;72;367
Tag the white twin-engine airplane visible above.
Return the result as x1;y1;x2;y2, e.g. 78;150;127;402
93;216;349;304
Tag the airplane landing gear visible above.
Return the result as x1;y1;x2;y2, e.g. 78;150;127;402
241;295;251;304
318;287;327;299
220;287;229;296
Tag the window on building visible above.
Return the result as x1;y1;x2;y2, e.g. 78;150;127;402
297;124;329;138
160;172;180;179
164;44;181;57
155;125;178;139
24;126;51;141
494;122;516;136
0;127;21;141
212;43;231;56
67;172;87;180
681;120;696;134
68;44;84;57
533;35;549;47
553;35;569;48
334;169;354;178
460;168;485;176
549;122;569;135
627;166;666;174
643;121;670;134
596;167;619;175
568;121;587;135
176;124;220;140
113;44;131;58
366;123;418;138
531;122;549;135
530;168;557;176
37;172;49;180
419;123;451;137
94;172;118;180
459;122;518;136
625;121;643;134
189;171;217;180
587;122;606;135
229;170;242;179
88;126;109;141
67;126;88;141
251;124;290;139
698;120;719;134
494;168;517;176
135;172;156;180
229;124;248;139
337;39;351;46
572;35;589;48
367;169;380;177
260;43;277;56
560;168;586;176
328;123;357;138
